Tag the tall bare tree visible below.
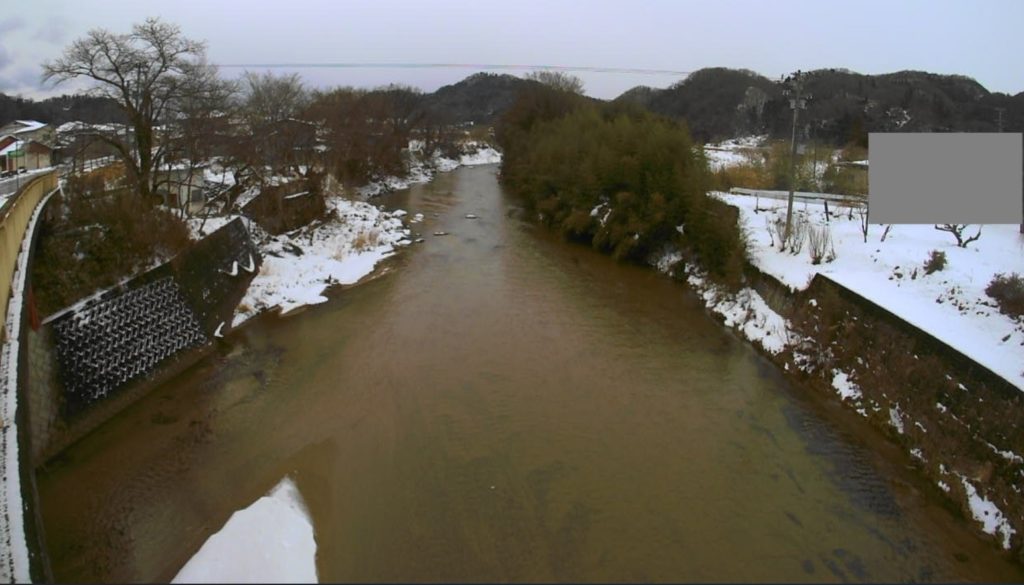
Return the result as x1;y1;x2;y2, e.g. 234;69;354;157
43;18;215;201
240;71;312;175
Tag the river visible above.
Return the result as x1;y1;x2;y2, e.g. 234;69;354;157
36;164;1024;582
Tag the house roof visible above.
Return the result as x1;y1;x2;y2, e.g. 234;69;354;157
0;139;53;156
0;140;24;156
9;120;47;134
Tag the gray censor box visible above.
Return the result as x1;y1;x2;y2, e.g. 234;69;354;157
869;133;1022;224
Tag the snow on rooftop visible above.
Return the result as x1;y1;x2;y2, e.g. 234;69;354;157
172;477;317;583
10;120;45;133
0;140;25;156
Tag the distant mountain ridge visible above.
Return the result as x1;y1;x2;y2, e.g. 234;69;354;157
5;68;1020;145
614;67;1024;144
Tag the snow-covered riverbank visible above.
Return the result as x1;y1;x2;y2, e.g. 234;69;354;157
715;191;1024;391
189;147;502;330
654;190;1024;552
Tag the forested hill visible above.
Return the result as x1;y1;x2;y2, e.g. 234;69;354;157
616;67;1024;145
5;67;1022;145
0;92;125;127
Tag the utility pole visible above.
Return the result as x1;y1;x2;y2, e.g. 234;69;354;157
783;70;808;244
1002;107;1024;235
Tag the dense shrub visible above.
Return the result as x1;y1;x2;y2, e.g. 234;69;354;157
497;86;747;285
985;272;1024;319
924;249;947;274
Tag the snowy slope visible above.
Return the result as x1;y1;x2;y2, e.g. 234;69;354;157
716;191;1024;391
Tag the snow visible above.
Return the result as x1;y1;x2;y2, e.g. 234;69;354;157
959;477;1016;550
715;191;1024;391
358;143;502;198
0;185;58;583
172;477;317;583
214;144;502;326
0;140;25;156
831;369;863;402
8;120;45;134
702;135;766;170
231;197;409;327
889;405;905;434
653;255;794;357
459;146;502;166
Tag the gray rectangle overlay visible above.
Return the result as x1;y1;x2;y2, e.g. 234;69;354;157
869;133;1022;224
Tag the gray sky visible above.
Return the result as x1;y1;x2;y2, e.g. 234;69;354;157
2;0;1023;100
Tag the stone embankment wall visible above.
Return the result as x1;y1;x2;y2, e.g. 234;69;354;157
742;264;1024;557
25;218;261;464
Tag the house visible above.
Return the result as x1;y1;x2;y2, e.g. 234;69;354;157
154;162;209;211
0;120;55;146
0;138;53;173
0;120;56;172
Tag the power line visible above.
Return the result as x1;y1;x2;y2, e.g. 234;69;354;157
214;62;692;77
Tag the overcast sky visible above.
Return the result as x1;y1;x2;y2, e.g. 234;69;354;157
2;0;1023;100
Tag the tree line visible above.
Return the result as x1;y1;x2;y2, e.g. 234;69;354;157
497;76;747;285
40;18;471;204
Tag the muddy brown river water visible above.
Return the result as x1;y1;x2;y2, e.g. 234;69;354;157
37;165;1024;582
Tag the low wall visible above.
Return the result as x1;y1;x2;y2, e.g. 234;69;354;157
739;260;1024;554
27;218;261;464
0;171;58;582
1;171;57;342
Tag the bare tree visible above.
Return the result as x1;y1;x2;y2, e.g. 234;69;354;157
165;64;237;217
525;70;585;95
240;71;312;176
934;224;983;248
43;18;213;201
241;71;307;127
857;205;870;243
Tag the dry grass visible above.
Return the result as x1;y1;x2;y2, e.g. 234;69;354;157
353;227;381;252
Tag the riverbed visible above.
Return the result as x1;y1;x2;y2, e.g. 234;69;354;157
37;164;1024;582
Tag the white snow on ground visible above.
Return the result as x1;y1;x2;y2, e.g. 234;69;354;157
716;191;1024;391
0;186;58;583
231;198;409;327
187;215;241;240
959;476;1016;550
831;369;863;401
702;135;766;170
172;477;317;583
218;145;502;327
653;257;794;356
459;146;502;166
358;143;501;198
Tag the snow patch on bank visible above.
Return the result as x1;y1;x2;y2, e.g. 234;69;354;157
232;197;409;327
831;369;863;402
959;476;1016;550
172;477;317;583
652;251;793;356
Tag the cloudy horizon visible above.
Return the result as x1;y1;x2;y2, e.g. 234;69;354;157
2;0;1023;100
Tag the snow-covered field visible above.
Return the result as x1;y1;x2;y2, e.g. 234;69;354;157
716;191;1024;391
172;477;317;584
703;135;765;170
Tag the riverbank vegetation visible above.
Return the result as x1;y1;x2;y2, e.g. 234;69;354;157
496;78;747;286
